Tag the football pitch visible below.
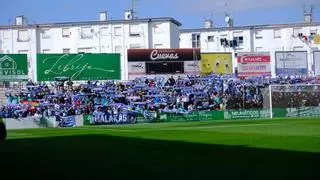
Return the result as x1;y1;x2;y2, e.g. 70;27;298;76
1;118;320;179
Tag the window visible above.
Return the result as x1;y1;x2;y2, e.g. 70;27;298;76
192;33;201;48
293;46;304;51
234;36;244;46
18;30;29;42
3;31;10;39
41;29;50;39
63;48;70;54
42;49;50;54
220;38;228;46
274;29;281;38
115;45;122;53
114;27;122;36
129;24;142;36
255;30;262;39
233;31;243;35
293;28;302;37
207;36;214;42
78;47;92;53
129;44;144;49
311;29;317;36
154;44;163;48
100;27;109;36
153;23;162;34
62;28;70;38
255;47;263;52
146;62;184;74
81;27;93;39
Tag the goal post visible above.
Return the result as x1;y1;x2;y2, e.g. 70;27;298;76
266;84;320;119
269;85;273;119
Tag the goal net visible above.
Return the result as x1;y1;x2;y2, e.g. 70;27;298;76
264;84;320;118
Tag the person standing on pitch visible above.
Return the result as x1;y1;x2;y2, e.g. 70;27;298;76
0;116;7;141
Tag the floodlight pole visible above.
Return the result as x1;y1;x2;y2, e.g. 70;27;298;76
269;85;273;119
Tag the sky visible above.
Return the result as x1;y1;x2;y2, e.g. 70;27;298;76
1;0;320;29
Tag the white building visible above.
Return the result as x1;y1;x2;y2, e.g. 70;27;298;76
0;13;181;81
1;12;320;80
180;22;320;76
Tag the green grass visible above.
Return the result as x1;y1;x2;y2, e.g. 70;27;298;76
1;118;320;179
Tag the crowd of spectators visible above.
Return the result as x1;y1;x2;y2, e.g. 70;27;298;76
271;85;320;108
1;75;319;119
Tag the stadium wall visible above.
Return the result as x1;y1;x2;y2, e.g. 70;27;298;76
4;115;84;130
6;107;320;129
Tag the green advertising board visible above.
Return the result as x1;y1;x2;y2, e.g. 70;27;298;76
273;107;320;118
159;109;270;122
0;54;28;81
158;107;320;122
223;109;270;119
83;107;320;124
37;53;121;81
159;110;224;122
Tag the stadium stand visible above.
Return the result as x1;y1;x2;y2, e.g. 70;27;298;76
0;74;319;125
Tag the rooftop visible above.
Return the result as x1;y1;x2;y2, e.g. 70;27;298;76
180;22;320;33
0;17;182;29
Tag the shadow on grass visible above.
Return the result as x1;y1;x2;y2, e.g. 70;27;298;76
1;135;319;180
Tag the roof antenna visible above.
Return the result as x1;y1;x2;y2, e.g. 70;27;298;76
210;9;214;21
224;3;233;27
131;0;139;19
204;10;214;28
303;4;314;23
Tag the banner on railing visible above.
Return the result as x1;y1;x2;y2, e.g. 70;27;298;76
87;112;137;125
59;116;76;127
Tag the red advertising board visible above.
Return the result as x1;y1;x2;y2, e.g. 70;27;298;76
237;52;271;77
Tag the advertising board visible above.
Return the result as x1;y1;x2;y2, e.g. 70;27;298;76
200;53;233;74
184;61;201;74
314;51;320;76
37;53;121;81
127;48;201;62
237;52;271;77
0;54;28;81
128;62;146;76
275;51;308;75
